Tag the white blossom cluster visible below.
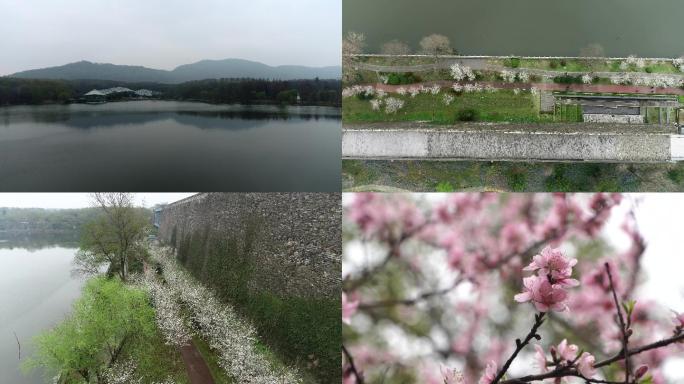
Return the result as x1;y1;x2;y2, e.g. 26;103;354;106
513;88;521;95
518;71;531;82
370;99;382;111
384;97;405;114
376;89;387;99
149;247;303;384
610;73;684;88
378;74;389;84
625;55;646;69
402;84;444;98
674;57;684;72
581;74;594;84
452;83;495;93
140;272;193;347
103;360;142;384
500;69;517;83
101;359;175;384
531;87;539;96
500;70;531;83
610;73;631;85
450;63;476;81
342;85;375;98
443;94;454;106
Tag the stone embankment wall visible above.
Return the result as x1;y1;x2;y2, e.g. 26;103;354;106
157;193;342;381
158;193;341;299
343;123;675;162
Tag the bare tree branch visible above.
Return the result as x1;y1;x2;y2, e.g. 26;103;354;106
343;344;364;384
605;263;631;383
491;312;546;384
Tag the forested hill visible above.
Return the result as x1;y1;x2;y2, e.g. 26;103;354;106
0;77;341;106
10;59;341;83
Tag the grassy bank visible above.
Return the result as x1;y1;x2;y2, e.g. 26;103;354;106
343;160;684;192
343;90;560;124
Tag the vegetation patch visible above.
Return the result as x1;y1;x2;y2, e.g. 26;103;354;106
24;277;188;383
343;90;556;124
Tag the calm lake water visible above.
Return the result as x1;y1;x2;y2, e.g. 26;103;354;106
344;0;684;57
0;101;341;191
0;240;83;384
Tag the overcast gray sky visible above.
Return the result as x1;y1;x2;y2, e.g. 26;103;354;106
0;193;195;209
0;0;341;76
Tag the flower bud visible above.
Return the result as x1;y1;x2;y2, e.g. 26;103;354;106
635;365;649;379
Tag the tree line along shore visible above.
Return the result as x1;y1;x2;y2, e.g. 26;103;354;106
0;77;341;107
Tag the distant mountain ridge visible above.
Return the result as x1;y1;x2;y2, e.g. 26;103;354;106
9;59;341;83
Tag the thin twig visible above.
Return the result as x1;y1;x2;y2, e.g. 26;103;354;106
491;312;546;384
605;263;631;383
501;332;684;383
14;331;20;360
342;344;364;384
358;277;465;309
594;332;684;368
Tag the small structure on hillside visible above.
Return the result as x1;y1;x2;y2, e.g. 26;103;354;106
84;89;106;103
81;87;161;103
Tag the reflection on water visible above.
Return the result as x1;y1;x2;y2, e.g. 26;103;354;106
344;0;684;57
0;101;341;191
0;237;83;384
0;233;79;251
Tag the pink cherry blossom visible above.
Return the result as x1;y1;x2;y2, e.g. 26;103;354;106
514;275;570;312
555;339;579;361
577;352;597;378
500;222;531;254
478;361;497;384
523;247;579;287
533;344;548;373
343;292;359;325
673;311;684;329
441;366;466;384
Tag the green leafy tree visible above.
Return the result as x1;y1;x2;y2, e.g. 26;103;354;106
75;193;150;281
23;277;155;382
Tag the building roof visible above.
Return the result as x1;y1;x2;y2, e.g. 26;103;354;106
84;89;105;96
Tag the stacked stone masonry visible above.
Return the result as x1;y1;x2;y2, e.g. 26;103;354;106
158;193;341;299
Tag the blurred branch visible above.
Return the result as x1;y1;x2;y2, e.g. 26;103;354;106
344;220;433;291
342;344;364;384
358;277;465;309
594;332;684;369
605;263;631;383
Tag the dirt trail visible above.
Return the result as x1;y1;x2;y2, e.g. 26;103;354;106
180;339;215;384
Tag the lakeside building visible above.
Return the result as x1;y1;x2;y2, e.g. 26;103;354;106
83;87;161;102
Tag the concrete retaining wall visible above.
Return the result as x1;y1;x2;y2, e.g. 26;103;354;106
342;125;673;162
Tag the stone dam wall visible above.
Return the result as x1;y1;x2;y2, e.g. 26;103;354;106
342;124;675;162
157;192;341;299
